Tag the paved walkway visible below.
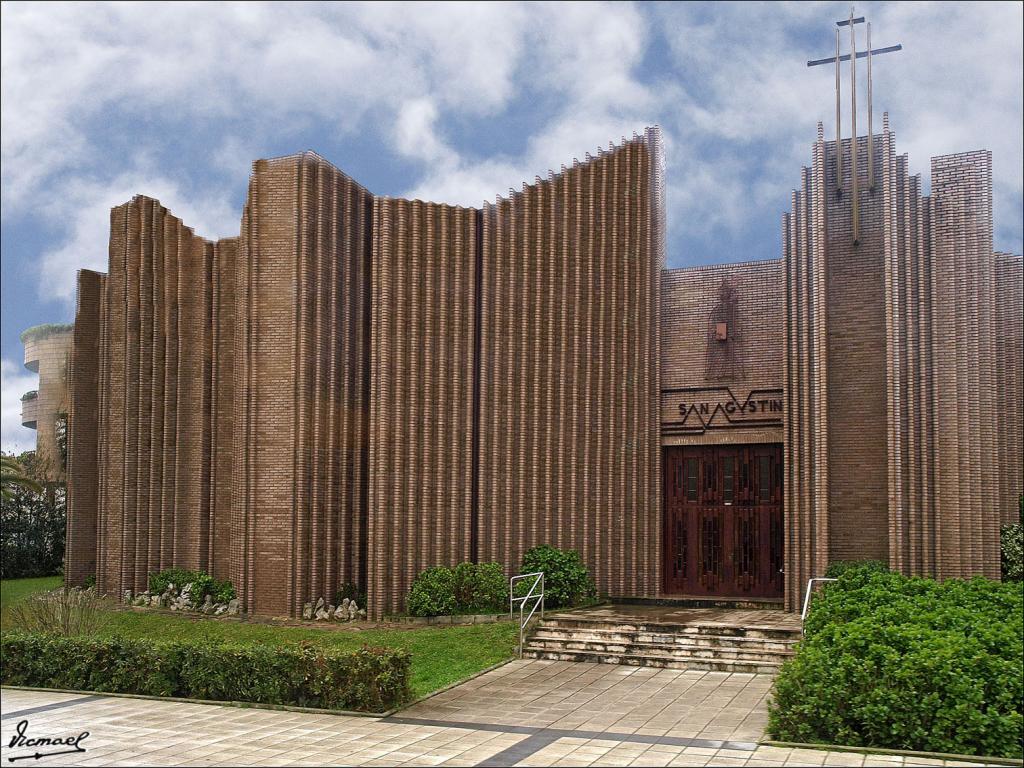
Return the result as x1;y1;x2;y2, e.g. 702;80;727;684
0;661;998;766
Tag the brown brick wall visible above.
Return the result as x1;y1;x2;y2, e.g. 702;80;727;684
477;130;663;601
994;253;1023;525
368;199;478;618
780;121;1021;606
65;270;103;586
65;120;1021;618
660;260;784;448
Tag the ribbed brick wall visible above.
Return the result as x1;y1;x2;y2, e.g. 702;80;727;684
233;154;373;617
368;199;478;618
782;119;1022;606
994;253;1024;525
64;271;103;586
477;130;663;601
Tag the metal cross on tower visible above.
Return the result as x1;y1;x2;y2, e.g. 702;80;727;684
808;8;902;245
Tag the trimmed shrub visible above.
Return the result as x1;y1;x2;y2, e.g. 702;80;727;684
823;559;889;579
406;562;509;616
1002;523;1022;582
519;545;596;609
147;568;235;605
0;633;412;712
768;567;1023;759
454;562;507;613
407;566;457;616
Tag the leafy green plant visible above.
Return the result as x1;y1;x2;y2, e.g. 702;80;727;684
1;457;64;578
1002;523;1022;582
824;559;890;579
406;562;509;616
334;583;367;608
0;633;411;712
453;562;507;613
519;545;596;609
147;568;234;605
768;568;1023;759
407;566;457;616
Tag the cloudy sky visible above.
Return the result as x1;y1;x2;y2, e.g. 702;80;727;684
2;0;1022;452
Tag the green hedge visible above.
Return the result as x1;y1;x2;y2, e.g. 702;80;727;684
407;562;506;616
768;566;1023;758
0;633;411;713
1002;523;1022;582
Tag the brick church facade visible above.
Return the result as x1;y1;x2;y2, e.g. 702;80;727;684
64;118;1023;619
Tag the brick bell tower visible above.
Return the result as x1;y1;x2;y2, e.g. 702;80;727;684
781;9;1023;610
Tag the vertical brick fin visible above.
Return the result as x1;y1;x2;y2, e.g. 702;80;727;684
368;199;477;618
929;152;999;579
66;270;104;586
994;254;1023;527
160;215;180;572
477;132;662;603
210;238;237;580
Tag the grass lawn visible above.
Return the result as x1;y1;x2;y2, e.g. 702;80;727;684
1;577;517;698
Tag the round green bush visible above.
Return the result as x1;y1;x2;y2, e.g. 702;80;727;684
406;562;509;616
519;545;596;609
406;566;457;616
769;568;1023;759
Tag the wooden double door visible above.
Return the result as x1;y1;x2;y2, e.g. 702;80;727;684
663;444;784;598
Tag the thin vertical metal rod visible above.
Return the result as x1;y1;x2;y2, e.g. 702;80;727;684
867;21;874;190
849;8;859;244
835;28;842;193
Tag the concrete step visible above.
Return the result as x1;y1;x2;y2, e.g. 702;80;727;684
526;637;795;662
538;617;800;642
521;647;785;674
531;627;798;653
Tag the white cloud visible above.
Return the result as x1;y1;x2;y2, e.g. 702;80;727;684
0;0;1021;304
37;166;238;302
1;359;38;455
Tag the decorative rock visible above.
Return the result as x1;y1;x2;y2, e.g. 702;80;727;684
357;609;366;619
348;602;358;620
226;598;240;616
123;590;133;604
341;597;350;609
315;607;330;621
150;595;161;607
314;597;325;612
333;604;346;620
214;604;227;616
302;602;313;620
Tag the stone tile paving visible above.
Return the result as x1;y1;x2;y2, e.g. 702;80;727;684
0;661;1003;767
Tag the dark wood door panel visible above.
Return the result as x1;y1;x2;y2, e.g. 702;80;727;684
663;444;783;598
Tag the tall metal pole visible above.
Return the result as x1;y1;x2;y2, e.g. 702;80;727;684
835;28;842;195
867;21;874;191
849;8;859;244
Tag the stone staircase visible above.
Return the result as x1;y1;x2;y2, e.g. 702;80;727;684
521;607;801;674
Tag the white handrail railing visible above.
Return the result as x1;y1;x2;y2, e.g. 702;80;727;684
800;577;838;631
510;571;545;657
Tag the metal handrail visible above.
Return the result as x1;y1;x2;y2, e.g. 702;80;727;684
510;571;545;657
800;577;838;631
